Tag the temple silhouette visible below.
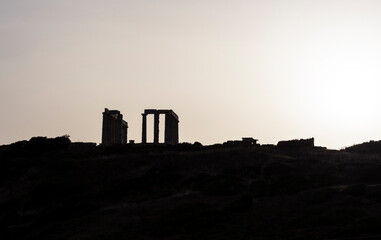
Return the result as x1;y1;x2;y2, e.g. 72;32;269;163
101;108;179;145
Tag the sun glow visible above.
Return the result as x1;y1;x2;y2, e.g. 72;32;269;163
307;43;380;130
267;14;381;140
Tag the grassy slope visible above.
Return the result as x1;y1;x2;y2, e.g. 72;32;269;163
1;144;381;239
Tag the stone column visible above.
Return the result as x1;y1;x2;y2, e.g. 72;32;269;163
164;113;170;144
154;113;160;144
142;114;147;144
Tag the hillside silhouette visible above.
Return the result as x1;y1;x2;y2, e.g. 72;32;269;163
1;137;381;239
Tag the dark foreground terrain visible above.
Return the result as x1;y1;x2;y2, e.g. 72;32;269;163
1;137;381;240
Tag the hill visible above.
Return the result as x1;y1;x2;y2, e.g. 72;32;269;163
345;140;381;155
1;137;381;239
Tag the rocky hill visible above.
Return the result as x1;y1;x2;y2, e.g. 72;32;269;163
1;137;381;239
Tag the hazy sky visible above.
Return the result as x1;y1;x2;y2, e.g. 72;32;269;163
1;0;381;149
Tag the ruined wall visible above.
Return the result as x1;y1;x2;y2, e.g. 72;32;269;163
102;108;128;145
165;112;179;144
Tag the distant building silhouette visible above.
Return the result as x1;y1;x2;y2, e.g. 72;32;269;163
142;109;179;144
224;137;258;146
277;138;314;149
102;108;128;145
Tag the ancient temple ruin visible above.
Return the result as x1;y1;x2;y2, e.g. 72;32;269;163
102;108;128;145
141;109;179;144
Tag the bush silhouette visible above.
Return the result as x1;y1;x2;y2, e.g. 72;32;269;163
7;135;71;156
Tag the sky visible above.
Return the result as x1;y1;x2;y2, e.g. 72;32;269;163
1;0;381;149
